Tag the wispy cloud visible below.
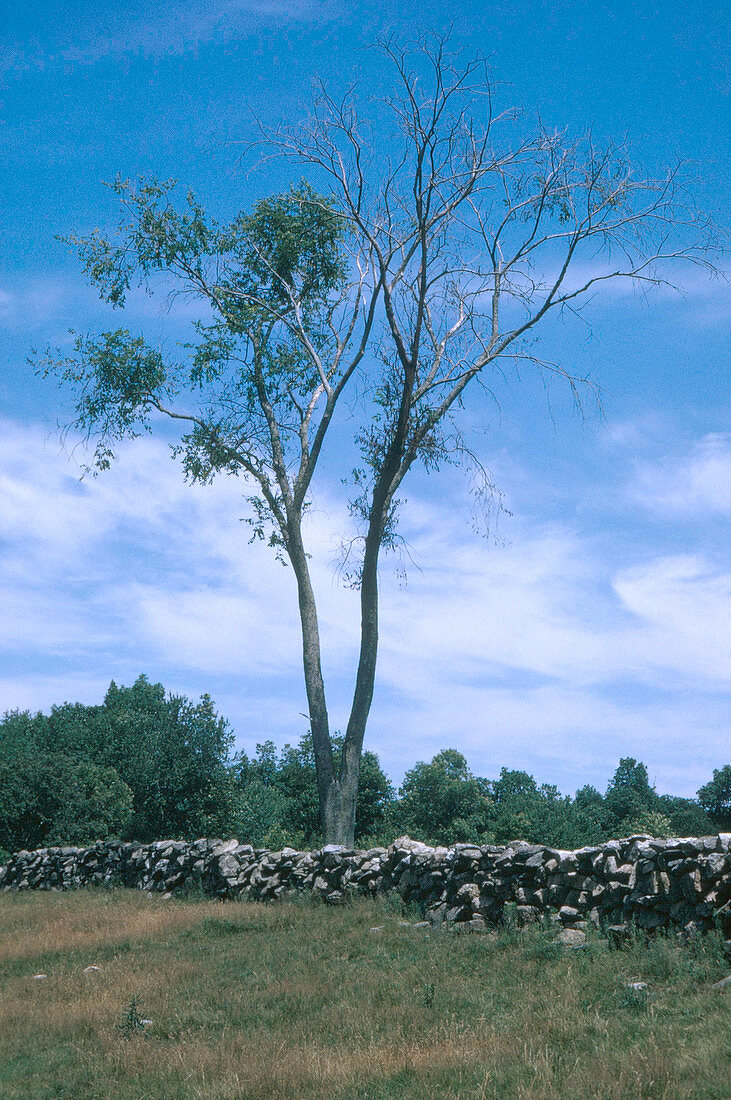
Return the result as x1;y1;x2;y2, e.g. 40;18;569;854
4;0;340;72
1;418;728;795
630;433;731;517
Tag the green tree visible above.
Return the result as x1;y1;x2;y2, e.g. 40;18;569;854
657;795;714;837
697;765;731;828
39;39;718;845
0;677;236;848
0;751;133;854
603;758;660;834
99;677;235;840
395;749;494;844
233;732;394;845
488;769;604;848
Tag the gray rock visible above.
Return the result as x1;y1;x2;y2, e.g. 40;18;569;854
553;928;586;948
1;832;728;937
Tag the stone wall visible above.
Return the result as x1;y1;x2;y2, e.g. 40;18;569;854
2;834;730;937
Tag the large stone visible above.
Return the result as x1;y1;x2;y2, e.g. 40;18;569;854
554;928;586;948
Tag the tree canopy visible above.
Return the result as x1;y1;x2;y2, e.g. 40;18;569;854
1;679;725;857
0;677;235;853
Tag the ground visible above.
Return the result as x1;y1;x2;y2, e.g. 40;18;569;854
0;888;729;1098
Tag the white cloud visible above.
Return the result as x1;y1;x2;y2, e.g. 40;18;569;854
1;417;728;796
4;0;339;72
631;433;731;516
613;556;731;680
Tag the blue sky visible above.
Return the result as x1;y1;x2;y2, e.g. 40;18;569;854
1;0;729;797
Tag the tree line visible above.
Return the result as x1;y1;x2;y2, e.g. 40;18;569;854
1;677;729;859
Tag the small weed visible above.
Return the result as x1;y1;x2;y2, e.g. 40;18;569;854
421;979;436;1007
501;901;518;930
117;995;148;1038
620;983;650;1014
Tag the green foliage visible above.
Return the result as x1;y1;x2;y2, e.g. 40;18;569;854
0;749;133;852
40;178;347;489
487;769;605;849
231;732;395;846
395;749;494;844
697;765;731;828
621;810;674;838
99;677;235;841
224;183;346;318
0;677;234;850
657;796;714;837
601;757;659;836
226;778;294;849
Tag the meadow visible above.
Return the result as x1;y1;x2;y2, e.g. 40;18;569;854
0;888;729;1099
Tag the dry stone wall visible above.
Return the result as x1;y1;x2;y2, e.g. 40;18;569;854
2;834;730;937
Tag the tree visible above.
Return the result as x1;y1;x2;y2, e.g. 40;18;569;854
39;38;720;845
98;677;236;840
0;678;236;847
232;732;394;846
485;768;602;848
697;765;731;828
656;795;713;838
603;757;659;834
0;749;133;854
396;749;494;843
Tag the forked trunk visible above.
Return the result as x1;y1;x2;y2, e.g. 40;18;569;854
289;495;384;848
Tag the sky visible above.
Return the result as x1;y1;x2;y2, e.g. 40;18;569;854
1;0;729;798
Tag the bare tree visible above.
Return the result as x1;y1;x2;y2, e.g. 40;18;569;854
40;38;721;845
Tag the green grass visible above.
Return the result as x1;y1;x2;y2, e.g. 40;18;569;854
0;889;729;1098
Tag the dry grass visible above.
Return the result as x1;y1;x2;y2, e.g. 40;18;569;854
0;888;729;1098
0;888;210;962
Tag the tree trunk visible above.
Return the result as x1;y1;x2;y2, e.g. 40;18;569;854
288;488;388;847
286;518;340;840
321;762;360;846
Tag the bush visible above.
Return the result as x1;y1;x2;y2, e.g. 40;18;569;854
0;753;133;851
0;677;234;847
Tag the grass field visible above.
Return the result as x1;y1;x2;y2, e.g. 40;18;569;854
0;888;729;1099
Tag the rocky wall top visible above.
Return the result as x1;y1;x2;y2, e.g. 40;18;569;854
2;834;730;937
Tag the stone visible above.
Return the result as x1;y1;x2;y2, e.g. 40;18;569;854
711;974;731;991
606;923;633;947
553;928;586;948
1;833;729;938
211;839;239;856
